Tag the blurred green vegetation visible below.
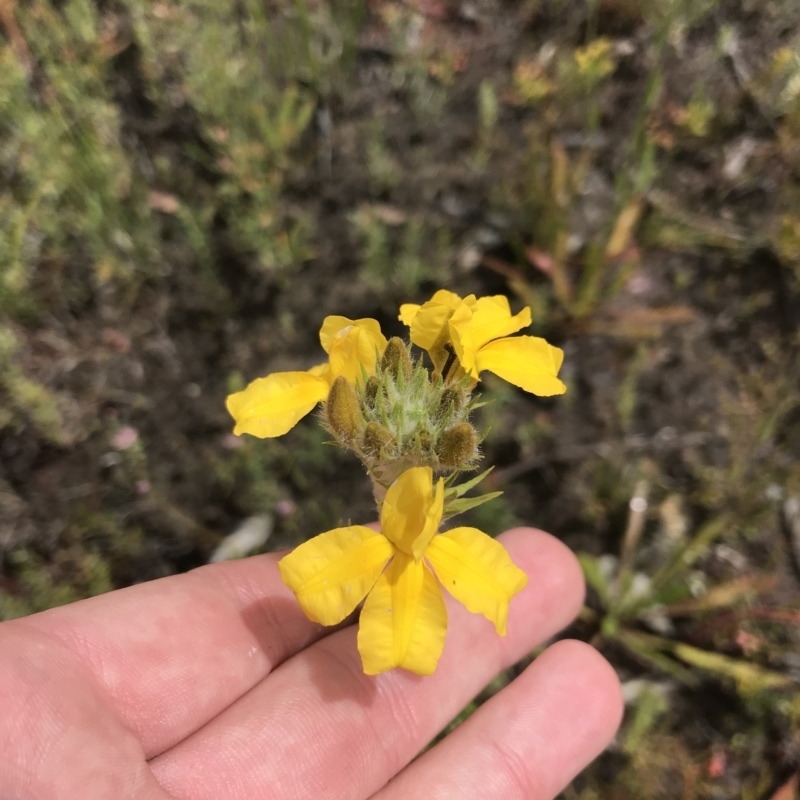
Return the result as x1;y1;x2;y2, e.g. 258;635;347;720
1;0;800;796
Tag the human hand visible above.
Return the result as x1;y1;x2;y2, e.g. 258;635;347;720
1;527;622;800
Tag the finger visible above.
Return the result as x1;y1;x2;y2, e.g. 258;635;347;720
372;640;623;800
0;625;174;800
13;552;331;758
149;528;586;800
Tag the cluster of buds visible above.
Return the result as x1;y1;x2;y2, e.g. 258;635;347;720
226;289;567;675
325;337;480;501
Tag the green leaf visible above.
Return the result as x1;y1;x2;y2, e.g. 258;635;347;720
444;467;495;498
613;630;699;686
671;643;796;695
621;515;730;616
660;573;780;617
442;491;503;520
577;552;611;607
622;686;669;755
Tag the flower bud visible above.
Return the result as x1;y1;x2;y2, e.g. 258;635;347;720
436;423;478;468
380;337;412;380
362;422;394;458
362;375;380;407
439;386;464;419
418;429;434;450
325;376;361;443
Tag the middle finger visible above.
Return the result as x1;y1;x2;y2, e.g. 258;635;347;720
149;528;584;800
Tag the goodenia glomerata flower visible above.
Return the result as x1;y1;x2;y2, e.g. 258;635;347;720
226;290;566;675
400;290;566;395
278;466;527;675
226;316;387;438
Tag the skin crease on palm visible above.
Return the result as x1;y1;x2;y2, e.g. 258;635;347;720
0;527;623;800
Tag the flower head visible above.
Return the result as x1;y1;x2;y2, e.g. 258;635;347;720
278;466;528;675
399;289;471;372
400;290;566;397
226;316;387;438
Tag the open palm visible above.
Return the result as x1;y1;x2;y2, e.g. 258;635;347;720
1;527;622;800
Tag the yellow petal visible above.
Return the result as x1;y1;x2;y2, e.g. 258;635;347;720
319;315;352;352
476;294;511;314
448;297;532;379
278;526;394;626
307;362;333;383
398;303;421;326
326;320;388;384
380;467;444;560
447;302;480;378
226;371;330;438
467;296;532;351
319;316;385;354
426;526;528;635
408;300;457;352
428;289;465;308
403;289;468;351
358;553;447;675
474;335;566;396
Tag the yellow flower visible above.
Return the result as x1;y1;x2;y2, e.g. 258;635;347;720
449;295;566;396
226;316;387;438
400;290;567;397
278;466;528;675
398;289;472;371
399;289;467;348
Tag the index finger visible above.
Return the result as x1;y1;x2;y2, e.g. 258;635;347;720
11;552;329;758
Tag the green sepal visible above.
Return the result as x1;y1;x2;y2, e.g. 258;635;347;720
442;490;502;520
443;466;494;497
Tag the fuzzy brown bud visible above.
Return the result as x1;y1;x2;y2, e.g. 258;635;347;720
439;386;464;418
361;422;394;458
380;337;412;380
325;376;361;442
436;423;478;468
418;430;434;454
362;375;380;407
